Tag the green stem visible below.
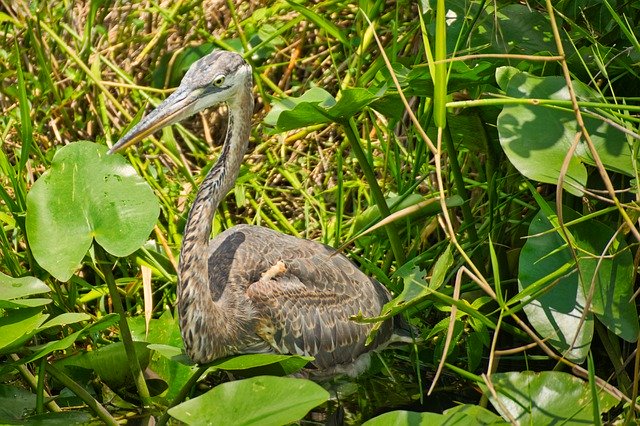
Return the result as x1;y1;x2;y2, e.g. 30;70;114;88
443;126;478;244
95;244;152;406
36;357;45;414
342;118;405;265
433;0;447;128
45;362;119;426
156;366;209;426
9;354;61;413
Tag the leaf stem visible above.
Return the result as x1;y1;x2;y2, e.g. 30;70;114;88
95;244;152;407
44;362;119;426
9;353;61;413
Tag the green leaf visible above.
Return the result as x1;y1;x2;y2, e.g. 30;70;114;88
147;343;191;363
0;384;36;422
363;405;507;425
37;312;91;330
325;87;384;120
570;219;638;342
489;5;557;55
429;244;454;290
55;341;151;391
264;87;335;129
0;271;49;301
363;410;444;425
19;314;120;365
168;376;329;425
518;207;593;362
0;307;49;354
209;353;312;375
265;86;385;131
518;204;638;362
23;411;93;425
497;68;633;196
26;141;160;281
483;371;619;424
0;298;51;309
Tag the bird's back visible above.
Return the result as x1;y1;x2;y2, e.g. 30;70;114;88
201;224;397;372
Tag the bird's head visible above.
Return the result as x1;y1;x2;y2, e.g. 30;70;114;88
109;50;252;153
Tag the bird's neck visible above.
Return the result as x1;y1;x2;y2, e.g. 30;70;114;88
177;86;253;352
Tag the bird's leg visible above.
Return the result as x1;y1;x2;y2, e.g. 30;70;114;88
260;260;287;281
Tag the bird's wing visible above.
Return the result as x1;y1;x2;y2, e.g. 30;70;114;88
246;270;381;369
207;224;395;368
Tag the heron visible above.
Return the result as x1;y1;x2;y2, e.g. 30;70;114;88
109;50;403;376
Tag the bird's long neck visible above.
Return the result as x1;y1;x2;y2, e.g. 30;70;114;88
177;84;253;358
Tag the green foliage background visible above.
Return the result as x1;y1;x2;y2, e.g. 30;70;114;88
1;0;639;424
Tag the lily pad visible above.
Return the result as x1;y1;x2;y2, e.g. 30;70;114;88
497;67;633;196
518;204;638;362
168;376;329;425
363;405;507;425
26;141;160;281
483;371;619;424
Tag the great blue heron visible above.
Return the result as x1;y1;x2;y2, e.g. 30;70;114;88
109;50;402;376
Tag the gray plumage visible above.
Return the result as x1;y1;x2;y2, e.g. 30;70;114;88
110;50;399;375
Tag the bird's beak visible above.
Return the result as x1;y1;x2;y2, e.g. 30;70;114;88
108;86;202;154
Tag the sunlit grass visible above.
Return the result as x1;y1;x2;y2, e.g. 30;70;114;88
1;0;640;423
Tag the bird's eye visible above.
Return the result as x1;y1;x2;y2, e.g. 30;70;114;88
213;75;226;87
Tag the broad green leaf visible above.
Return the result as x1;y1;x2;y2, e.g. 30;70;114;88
169;376;329;425
0;298;51;309
398;61;494;97
518;208;593;362
519;204;638;362
0;384;36;422
570;218;638;341
497;68;633;196
490;4;557;55
37;312;90;330
23;411;93;425
265;87;384;131
325;87;384;120
483;371;619;424
264;87;335;130
18;314;120;365
208;353;312;375
363;404;507;425
0;307;49;354
147;343;191;364
363;410;444;425
26;141;160;281
55;341;151;391
0;272;49;301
